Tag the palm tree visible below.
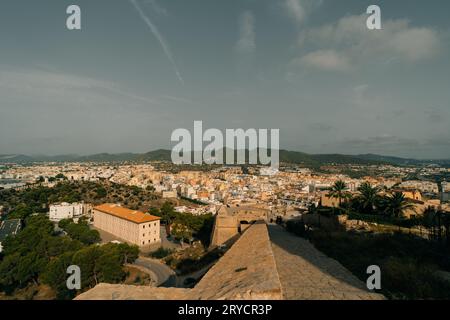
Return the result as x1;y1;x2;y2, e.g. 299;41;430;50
382;192;415;218
328;180;350;207
423;207;450;243
356;182;381;214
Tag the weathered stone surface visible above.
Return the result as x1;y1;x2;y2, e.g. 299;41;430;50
210;215;239;247
268;224;384;300
192;222;282;300
75;284;191;300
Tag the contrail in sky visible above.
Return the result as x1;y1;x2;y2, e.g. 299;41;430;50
130;0;185;85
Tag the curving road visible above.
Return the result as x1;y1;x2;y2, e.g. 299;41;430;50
133;257;177;287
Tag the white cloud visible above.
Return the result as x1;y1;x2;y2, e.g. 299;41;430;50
284;0;322;25
388;28;440;61
285;0;306;24
235;11;255;54
296;49;350;71
295;14;441;72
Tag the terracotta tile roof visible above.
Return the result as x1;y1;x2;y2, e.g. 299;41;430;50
93;204;160;224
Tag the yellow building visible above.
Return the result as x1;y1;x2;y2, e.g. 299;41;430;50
93;204;161;247
393;189;423;201
320;194;349;208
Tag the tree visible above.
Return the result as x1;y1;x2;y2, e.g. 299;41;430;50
0;204;136;299
356;182;381;214
96;252;125;283
0;253;21;291
171;222;194;247
328;180;350;207
41;252;76;300
148;207;161;216
16;252;47;286
60;220;100;245
382;192;415;218
160;201;177;234
419;206;450;243
7;203;33;219
55;173;67;180
72;246;102;287
95;186;107;198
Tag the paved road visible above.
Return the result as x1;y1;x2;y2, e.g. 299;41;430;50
268;224;384;300
133;257;177;287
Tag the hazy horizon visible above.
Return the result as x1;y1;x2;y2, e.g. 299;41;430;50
1;0;449;158
3;148;450;161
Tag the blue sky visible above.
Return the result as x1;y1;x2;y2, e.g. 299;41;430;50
0;0;449;158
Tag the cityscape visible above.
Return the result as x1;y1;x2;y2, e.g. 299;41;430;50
0;152;449;300
1;0;450;309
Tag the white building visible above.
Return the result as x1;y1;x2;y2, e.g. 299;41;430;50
162;190;177;198
260;167;279;176
49;202;91;222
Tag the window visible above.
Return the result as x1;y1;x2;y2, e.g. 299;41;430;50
143;225;145;229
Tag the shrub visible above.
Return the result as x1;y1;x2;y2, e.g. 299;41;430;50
150;247;173;259
382;257;450;299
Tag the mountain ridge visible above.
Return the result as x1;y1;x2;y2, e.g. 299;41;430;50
1;150;449;167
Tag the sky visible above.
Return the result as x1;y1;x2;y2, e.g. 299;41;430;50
0;0;449;159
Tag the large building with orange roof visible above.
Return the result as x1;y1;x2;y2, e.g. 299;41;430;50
93;204;161;247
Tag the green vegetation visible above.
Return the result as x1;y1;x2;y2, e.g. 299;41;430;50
0;215;138;299
150;201;214;247
322;181;420;220
354;182;381;214
180;196;208;205
149;247;173;259
379;192;415;218
327;180;351;207
55;173;67;180
164;244;224;275
148;202;218;275
58;219;101;245
0;180;160;220
308;230;450;299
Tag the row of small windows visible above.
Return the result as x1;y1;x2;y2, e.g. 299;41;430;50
142;239;157;245
142;230;157;237
142;222;158;229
